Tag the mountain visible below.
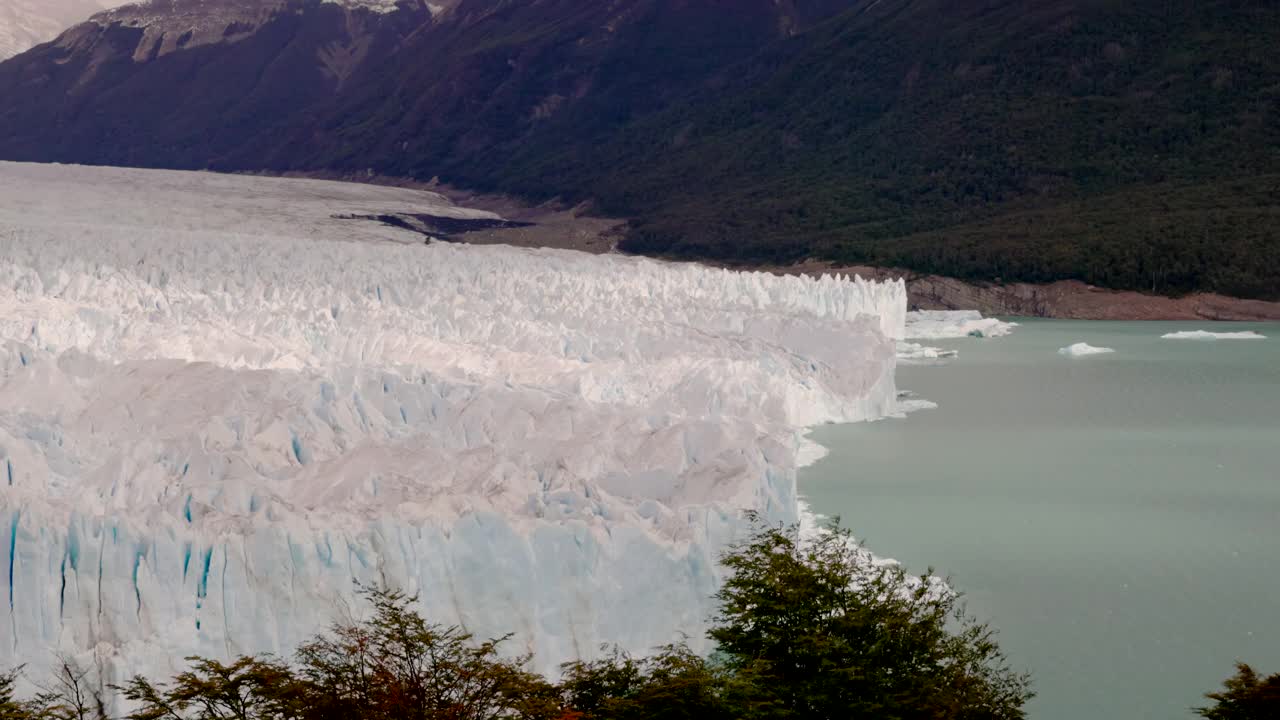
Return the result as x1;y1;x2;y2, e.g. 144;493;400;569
0;0;849;169
561;0;1280;300
0;0;1277;299
0;0;439;169
0;0;124;60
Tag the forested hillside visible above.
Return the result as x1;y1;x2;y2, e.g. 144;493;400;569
443;0;1280;299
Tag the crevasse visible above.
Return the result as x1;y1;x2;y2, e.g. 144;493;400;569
0;161;906;697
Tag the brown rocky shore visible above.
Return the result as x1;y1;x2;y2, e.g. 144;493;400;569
785;263;1280;321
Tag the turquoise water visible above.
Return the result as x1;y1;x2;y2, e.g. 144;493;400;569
801;320;1280;720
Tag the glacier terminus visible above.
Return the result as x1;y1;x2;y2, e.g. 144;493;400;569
0;161;910;698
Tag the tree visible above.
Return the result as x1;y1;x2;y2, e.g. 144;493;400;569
31;657;108;720
1196;663;1280;720
709;515;1032;720
119;656;306;720
0;664;95;720
1;667;36;720
9;525;1035;720
292;587;557;720
559;644;732;720
116;587;559;720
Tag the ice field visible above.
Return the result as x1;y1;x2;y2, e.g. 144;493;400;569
0;161;920;693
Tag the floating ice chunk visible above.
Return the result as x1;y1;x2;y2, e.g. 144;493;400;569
1161;330;1266;340
904;310;1017;340
1058;343;1115;356
896;341;958;362
888;390;938;418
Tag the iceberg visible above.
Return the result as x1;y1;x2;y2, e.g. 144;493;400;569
1161;330;1266;341
1058;343;1115;357
0;161;907;698
890;390;939;418
904;310;1017;340
896;341;959;362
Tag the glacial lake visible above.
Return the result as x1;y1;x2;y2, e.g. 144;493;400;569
801;320;1280;720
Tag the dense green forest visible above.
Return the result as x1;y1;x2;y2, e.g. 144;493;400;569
454;0;1280;299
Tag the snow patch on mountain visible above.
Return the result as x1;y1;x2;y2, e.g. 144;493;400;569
74;0;422;63
322;0;402;13
0;0;122;60
81;0;277;60
0;161;906;698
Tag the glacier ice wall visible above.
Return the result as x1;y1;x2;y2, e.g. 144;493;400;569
0;161;905;693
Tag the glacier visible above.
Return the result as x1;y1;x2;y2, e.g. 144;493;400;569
0;161;907;697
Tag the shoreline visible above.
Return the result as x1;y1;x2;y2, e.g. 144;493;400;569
251;168;1280;322
773;262;1280;322
798;315;1280;720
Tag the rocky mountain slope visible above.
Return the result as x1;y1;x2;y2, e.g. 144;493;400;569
0;0;846;170
0;0;1276;300
0;0;437;169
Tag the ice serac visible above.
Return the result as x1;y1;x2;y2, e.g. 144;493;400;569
0;162;906;695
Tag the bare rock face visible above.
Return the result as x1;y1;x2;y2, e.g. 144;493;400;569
77;1;417;63
817;266;1280;322
88;0;290;62
0;0;847;172
0;0;435;167
901;276;1280;322
68;1;435;63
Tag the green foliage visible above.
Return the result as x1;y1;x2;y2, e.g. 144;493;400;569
116;587;554;720
1;661;107;720
1196;663;1280;720
0;667;33;720
119;657;304;720
710;516;1031;719
292;587;554;720
558;645;732;720
466;0;1280;300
